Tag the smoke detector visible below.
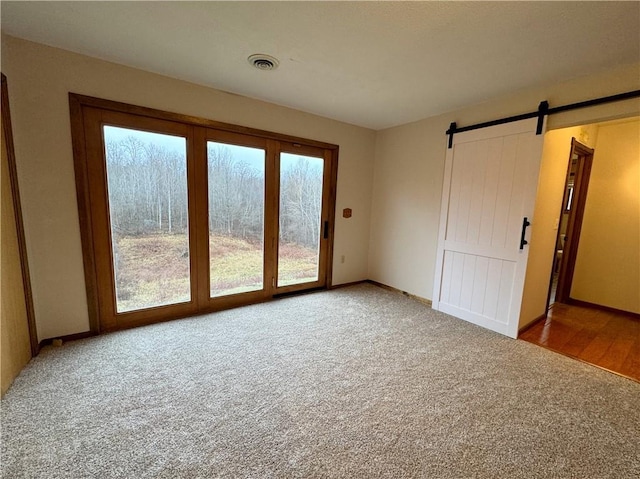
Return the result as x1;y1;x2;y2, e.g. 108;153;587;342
248;54;279;71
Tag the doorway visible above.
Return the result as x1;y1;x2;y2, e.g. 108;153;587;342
548;138;594;307
71;95;338;332
522;117;640;380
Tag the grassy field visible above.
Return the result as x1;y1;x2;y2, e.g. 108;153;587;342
114;233;318;312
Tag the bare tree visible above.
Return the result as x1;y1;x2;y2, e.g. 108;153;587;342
279;157;323;248
207;144;264;241
105;136;188;236
105;139;322;250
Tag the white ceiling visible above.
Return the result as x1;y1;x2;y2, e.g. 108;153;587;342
1;1;639;130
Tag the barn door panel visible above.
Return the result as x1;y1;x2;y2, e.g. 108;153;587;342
432;119;545;338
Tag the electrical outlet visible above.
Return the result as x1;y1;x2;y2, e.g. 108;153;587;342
341;255;345;264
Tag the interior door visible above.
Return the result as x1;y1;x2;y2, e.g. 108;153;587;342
432;118;545;338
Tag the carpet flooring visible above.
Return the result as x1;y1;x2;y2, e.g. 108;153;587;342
2;283;639;478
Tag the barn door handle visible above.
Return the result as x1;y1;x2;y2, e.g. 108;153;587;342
519;217;531;250
323;221;329;239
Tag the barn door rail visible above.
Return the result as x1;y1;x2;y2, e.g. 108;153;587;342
446;89;640;148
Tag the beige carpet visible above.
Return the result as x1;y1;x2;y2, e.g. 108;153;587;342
2;283;639;478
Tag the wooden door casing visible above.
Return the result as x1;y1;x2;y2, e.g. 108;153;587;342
70;94;338;332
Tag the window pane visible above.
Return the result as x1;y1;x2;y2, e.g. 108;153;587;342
104;126;190;312
207;142;265;297
278;153;323;287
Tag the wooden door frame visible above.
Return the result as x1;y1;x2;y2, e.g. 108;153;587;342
194;128;272;312
69;93;338;333
1;73;39;355
274;142;336;295
80;108;200;331
551;138;594;305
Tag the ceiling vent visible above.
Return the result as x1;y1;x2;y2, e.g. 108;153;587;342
248;54;279;71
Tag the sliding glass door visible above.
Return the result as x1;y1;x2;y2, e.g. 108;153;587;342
275;146;332;294
197;134;334;308
81;108;199;330
72;95;337;331
194;130;271;310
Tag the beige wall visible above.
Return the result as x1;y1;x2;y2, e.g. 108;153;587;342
571;119;640;313
1;35;376;340
369;120;445;294
370;62;640;311
1;97;32;396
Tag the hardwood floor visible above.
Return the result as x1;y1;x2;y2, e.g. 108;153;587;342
520;302;640;382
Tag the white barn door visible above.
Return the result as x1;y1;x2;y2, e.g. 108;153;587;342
432;118;545;338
